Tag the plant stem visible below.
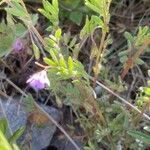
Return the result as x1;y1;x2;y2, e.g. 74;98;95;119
94;30;107;86
93;0;108;86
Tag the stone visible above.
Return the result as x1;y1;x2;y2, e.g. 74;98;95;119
0;97;61;150
0;98;27;134
30;105;61;150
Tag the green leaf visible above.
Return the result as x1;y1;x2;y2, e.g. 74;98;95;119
85;0;100;14
43;0;56;13
59;54;67;68
68;56;74;73
44;37;56;48
12;144;20;150
50;50;59;63
38;9;52;20
0;130;12;150
0;118;8;135
144;87;150;95
52;0;59;11
120;55;128;63
69;37;77;48
80;15;103;39
55;28;62;40
39;0;59;26
69;11;83;25
127;130;150;144
31;14;39;26
43;57;57;66
0;21;15;57
15;23;27;37
5;2;26;17
118;50;129;57
124;32;134;42
23;94;35;112
80;16;90;38
8;127;25;144
32;43;40;60
91;16;104;28
135;58;145;65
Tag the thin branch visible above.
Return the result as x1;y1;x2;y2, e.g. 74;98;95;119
89;76;150;121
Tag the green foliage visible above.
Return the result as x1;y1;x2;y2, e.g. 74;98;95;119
5;1;27;18
0;18;27;57
135;26;150;47
32;42;40;60
63;83;81;106
0;14;27;56
4;0;38;30
127;130;150;145
85;0;111;30
15;23;27;37
8;127;25;145
80;15;103;39
59;0;86;25
62;32;79;58
0;1;28;57
85;0;111;16
94;125;110;142
38;0;59;28
0;17;15;57
80;0;112;39
23;94;35;112
44;51;89;80
84;140;96;150
0;118;8;134
0;129;12;150
136;70;150;107
69;11;83;26
119;26;150;65
43;28;89;82
0;118;25;150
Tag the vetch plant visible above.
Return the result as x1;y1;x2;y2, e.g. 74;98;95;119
1;0;150;150
83;0;112;85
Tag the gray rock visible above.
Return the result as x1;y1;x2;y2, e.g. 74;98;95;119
0;98;61;150
30;105;61;150
95;86;103;98
0;98;27;134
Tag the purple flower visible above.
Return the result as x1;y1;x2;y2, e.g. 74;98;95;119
26;70;50;90
13;38;23;52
